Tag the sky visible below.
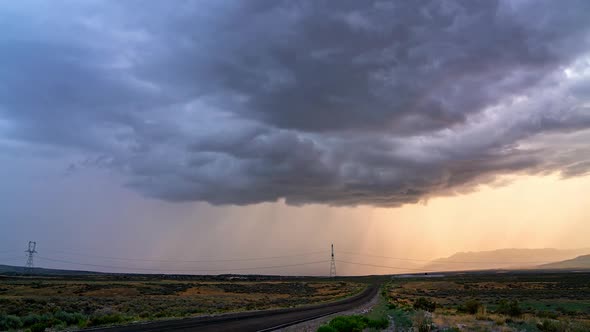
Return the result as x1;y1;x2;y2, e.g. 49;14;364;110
1;0;590;276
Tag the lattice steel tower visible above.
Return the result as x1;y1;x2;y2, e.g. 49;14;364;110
25;241;37;273
329;243;336;277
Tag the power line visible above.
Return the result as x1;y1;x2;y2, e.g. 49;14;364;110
336;260;428;272
0;256;28;262
1;245;568;276
37;256;329;273
4;247;563;265
338;250;558;265
43;249;329;263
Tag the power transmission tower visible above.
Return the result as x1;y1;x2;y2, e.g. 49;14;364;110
25;241;37;274
329;243;336;277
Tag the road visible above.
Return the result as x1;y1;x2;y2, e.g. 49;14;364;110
85;284;379;332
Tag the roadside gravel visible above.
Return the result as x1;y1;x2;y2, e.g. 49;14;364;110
274;291;381;332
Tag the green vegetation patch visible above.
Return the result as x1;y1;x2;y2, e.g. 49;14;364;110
317;315;388;332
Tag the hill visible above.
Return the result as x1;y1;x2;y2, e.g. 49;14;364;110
423;248;590;272
538;254;590;269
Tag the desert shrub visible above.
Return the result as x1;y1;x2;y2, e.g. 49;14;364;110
89;313;126;326
458;299;482;314
22;313;50;327
54;311;86;325
556;306;577;316
496;299;522;317
412;311;433;332
389;308;413;329
320;314;388;332
537;319;558;332
21;311;87;329
0;314;23;330
413;297;436;312
536;319;575;332
317;325;338;332
367;317;389;329
537;319;590;332
537;310;559;319
30;322;50;332
24;314;59;330
475;312;490;321
138;311;152;318
494;316;506;325
328;315;368;332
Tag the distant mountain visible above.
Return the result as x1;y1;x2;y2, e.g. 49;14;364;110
423;248;590;272
538;255;590;269
0;264;100;276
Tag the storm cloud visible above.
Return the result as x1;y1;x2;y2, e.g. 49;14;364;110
1;0;590;206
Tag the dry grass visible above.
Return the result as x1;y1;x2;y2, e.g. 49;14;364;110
0;275;365;323
385;272;590;332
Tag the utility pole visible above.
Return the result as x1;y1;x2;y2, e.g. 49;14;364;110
329;243;336;278
25;241;37;274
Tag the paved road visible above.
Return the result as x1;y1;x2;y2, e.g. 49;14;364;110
86;284;379;332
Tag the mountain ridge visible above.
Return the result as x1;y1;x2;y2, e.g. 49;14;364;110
538;254;590;269
423;248;590;272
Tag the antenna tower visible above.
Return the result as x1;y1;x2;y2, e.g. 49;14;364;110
25;241;37;274
329;243;337;277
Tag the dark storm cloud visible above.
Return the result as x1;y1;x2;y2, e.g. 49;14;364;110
210;0;588;133
1;0;590;206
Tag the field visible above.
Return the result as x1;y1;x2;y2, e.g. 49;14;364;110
0;274;365;331
315;271;590;332
381;271;590;331
3;271;590;332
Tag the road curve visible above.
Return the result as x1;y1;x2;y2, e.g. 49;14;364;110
85;284;379;332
